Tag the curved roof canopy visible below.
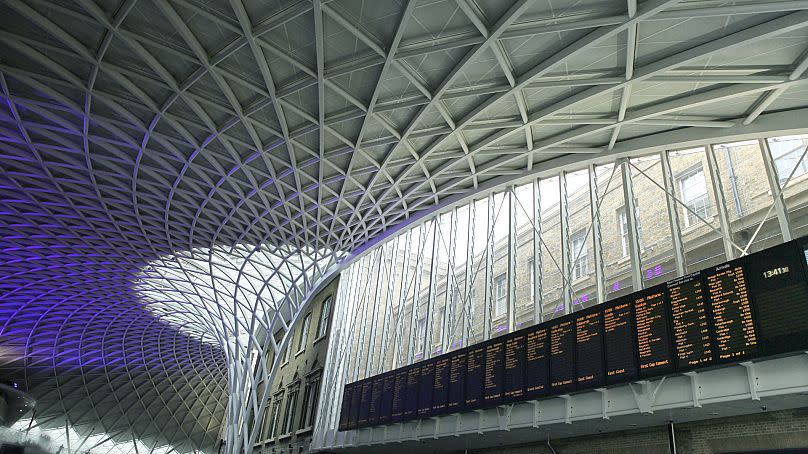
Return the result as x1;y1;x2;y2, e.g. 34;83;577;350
1;0;808;453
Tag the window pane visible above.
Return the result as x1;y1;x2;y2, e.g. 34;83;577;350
356;253;379;375
513;182;535;329
490;191;509;337
565;168;597;311
629;154;676;286
538;176;563;321
468;198;489;344
415;220;435;360
766;135;808;237
371;242;395;371
596;163;632;299
447;204;470;351
713;140;783;254
382;235;405;371
431;212;453;356
399;228;422;364
668;147;727;272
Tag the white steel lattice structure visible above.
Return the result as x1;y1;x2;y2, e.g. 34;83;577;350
0;1;808;454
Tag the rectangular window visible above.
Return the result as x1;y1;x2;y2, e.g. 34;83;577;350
282;387;298;434
494;273;507;317
317;297;332;338
570;230;588;280
269;395;282;438
617;204;643;257
415;316;426;355
305;375;321;428
678;167;710;228
281;342;290;364
297;313;311;353
768;136;808;184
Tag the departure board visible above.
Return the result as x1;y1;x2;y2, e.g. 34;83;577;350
379;373;394;425
338;384;352;431
483;340;505;404
503;333;526;400
357;381;372;427
403;366;419;419
390;369;407;422
447;351;466;411
349;382;361;429
417;361;435;417
668;272;714;369
433;356;450;412
550;319;575;392
339;238;808;430
706;263;759;361
525;326;549;397
465;346;485;408
369;376;383;426
603;297;637;384
746;241;808;355
634;286;674;377
575;308;604;388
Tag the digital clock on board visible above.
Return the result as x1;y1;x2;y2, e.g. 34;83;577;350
762;266;790;279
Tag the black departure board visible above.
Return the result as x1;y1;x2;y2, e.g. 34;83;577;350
417;361;435;417
503;333;526;400
433;356;450;412
745;241;808;355
349;381;361;429
550;319;575;392
357;381;372;427
525;326;549;397
369;376;383;426
705;262;759;361
447;351;466;411
403;366;419;419
483;340;505;404
390;369;407;422
465;346;485;408
603;297;637;384
634;286;674;377
379;373;395;425
668;272;714;369
340;239;808;430
575;308;604;388
339;384;352;431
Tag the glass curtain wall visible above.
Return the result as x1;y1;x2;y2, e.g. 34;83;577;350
313;132;808;447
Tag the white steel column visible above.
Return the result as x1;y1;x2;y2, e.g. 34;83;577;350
507;187;517;332
661;151;687;276
758;138;793;242
620;158;643;291
705;144;735;260
588;164;606;304
559;172;572;314
532;179;543;323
